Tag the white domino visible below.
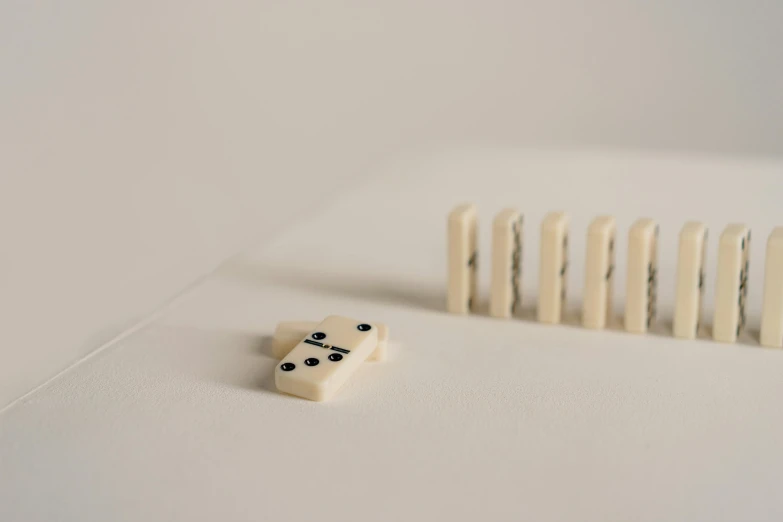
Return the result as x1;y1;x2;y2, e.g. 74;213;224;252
538;212;569;324
624;218;659;334
273;321;389;361
490;209;523;318
275;316;378;402
673;222;708;339
447;203;478;314
760;227;783;348
712;224;751;343
582;216;616;329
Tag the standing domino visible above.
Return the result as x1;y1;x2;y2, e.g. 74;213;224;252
272;321;389;361
673;222;708;339
538;212;569;324
582;216;616;329
448;204;478;314
276;316;378;402
760;227;783;348
490;209;523;318
713;224;751;343
625;218;659;334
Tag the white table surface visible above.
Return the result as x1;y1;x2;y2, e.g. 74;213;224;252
3;148;783;522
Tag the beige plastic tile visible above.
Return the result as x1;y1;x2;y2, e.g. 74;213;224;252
538;212;569;324
760;227;783;347
582;216;616;329
673;222;708;340
712;224;751;343
624;218;658;334
273;321;388;361
489;209;523;319
447;203;478;314
275;315;378;402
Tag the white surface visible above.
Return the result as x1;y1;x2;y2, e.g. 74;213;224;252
4;1;783;408
3;149;783;522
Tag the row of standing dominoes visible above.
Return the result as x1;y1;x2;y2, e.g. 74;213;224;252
447;204;783;347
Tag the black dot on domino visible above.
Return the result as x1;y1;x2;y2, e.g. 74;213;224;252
312;332;326;340
357;324;372;332
304;358;319;366
328;353;343;362
281;362;295;371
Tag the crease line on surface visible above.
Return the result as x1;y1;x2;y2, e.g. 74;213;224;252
0;270;213;417
0;170;384;417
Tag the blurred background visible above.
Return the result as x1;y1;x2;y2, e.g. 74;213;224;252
2;1;782;409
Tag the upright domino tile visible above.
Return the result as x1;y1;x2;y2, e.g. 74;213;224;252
760;227;783;348
273;320;389;361
447;203;478;314
713;224;751;343
582;216;616;329
673;222;708;339
276;315;378;401
538;212;569;324
489;209;523;318
624;218;659;334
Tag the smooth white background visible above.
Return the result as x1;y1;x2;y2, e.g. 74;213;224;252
3;149;783;522
2;1;783;408
2;2;783;520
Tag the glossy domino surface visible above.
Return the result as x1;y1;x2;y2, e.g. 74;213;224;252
673;222;708;340
582;216;616;329
275;316;378;401
538;212;569;324
760;227;783;348
273;321;389;361
713;224;751;343
447;203;478;314
625;218;658;334
490;209;523;319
